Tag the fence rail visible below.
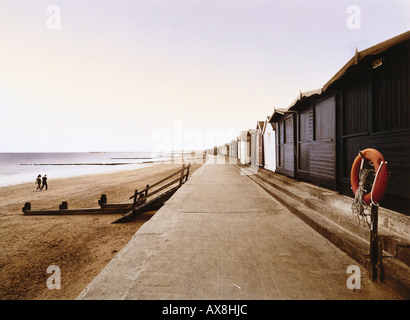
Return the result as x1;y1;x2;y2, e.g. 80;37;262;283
127;163;190;211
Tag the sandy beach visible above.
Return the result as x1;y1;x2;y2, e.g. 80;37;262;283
0;161;202;300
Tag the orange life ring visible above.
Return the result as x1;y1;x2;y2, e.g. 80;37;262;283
350;148;389;206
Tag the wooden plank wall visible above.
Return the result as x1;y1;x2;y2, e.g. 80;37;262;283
296;96;336;188
276;116;295;176
310;96;336;186
258;130;264;166
283;116;295;176
338;47;410;214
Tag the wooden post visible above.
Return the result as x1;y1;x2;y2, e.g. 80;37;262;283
145;184;149;197
377;237;384;283
179;164;186;186
22;202;31;212
59;201;68;210
370;204;382;282
185;163;191;182
138;194;146;205
132;190;138;212
98;194;107;206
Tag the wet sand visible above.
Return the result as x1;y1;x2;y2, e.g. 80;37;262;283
0;161;202;300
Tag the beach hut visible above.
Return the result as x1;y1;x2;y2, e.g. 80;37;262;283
236;137;240;161
288;89;337;189
249;129;259;168
229;138;238;160
322;30;410;214
239;130;251;165
256;121;265;167
263;116;276;172
237;136;241;161
269;108;296;178
205;147;215;156
219;143;229;156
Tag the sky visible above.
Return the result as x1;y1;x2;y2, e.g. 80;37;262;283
1;0;409;152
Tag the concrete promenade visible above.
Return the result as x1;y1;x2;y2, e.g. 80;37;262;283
77;156;400;300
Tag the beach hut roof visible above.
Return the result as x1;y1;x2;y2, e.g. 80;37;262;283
323;30;410;92
288;88;322;111
268;107;291;123
261;118;267;134
256;121;265;131
261;116;275;133
239;130;249;140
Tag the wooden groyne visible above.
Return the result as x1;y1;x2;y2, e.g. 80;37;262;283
22;163;191;223
113;163;190;223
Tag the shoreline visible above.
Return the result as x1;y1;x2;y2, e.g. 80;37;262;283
0;163;156;189
0;156;202;189
0;161;202;299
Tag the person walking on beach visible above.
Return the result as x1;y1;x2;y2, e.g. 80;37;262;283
36;174;42;191
41;175;48;191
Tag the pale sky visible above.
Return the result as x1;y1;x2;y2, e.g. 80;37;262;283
1;0;409;152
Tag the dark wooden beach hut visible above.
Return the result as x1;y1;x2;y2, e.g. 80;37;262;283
323;30;410;215
288;89;337;189
269;108;296;178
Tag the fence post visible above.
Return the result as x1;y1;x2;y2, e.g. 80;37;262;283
185;163;191;182
370;204;382;282
22;202;31;212
179;164;186;186
98;194;107;206
132;190;138;212
377;237;383;283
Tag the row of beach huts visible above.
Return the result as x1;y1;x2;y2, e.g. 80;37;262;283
206;31;410;216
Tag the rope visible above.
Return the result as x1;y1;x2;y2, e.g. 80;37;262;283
351;168;371;227
370;161;384;207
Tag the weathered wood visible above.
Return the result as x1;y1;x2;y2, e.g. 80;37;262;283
100;203;133;211
185;163;191;182
179;164;186;186
59;201;68;210
132;189;138;208
127;167;187;200
22;202;31;213
24;208;116;216
274;113;296;178
98;194;107;206
370;204;383;283
147;176;181;199
24;202;134;216
22;163;191;219
113;186;180;224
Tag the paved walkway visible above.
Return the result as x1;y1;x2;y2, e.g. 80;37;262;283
77;156;400;300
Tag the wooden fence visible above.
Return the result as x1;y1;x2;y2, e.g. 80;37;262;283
22;163;191;223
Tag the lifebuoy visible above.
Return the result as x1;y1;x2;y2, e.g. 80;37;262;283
350;148;389;206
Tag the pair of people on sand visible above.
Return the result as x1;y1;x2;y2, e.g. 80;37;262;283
36;174;48;191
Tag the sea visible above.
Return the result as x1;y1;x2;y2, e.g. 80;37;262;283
0;152;173;188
